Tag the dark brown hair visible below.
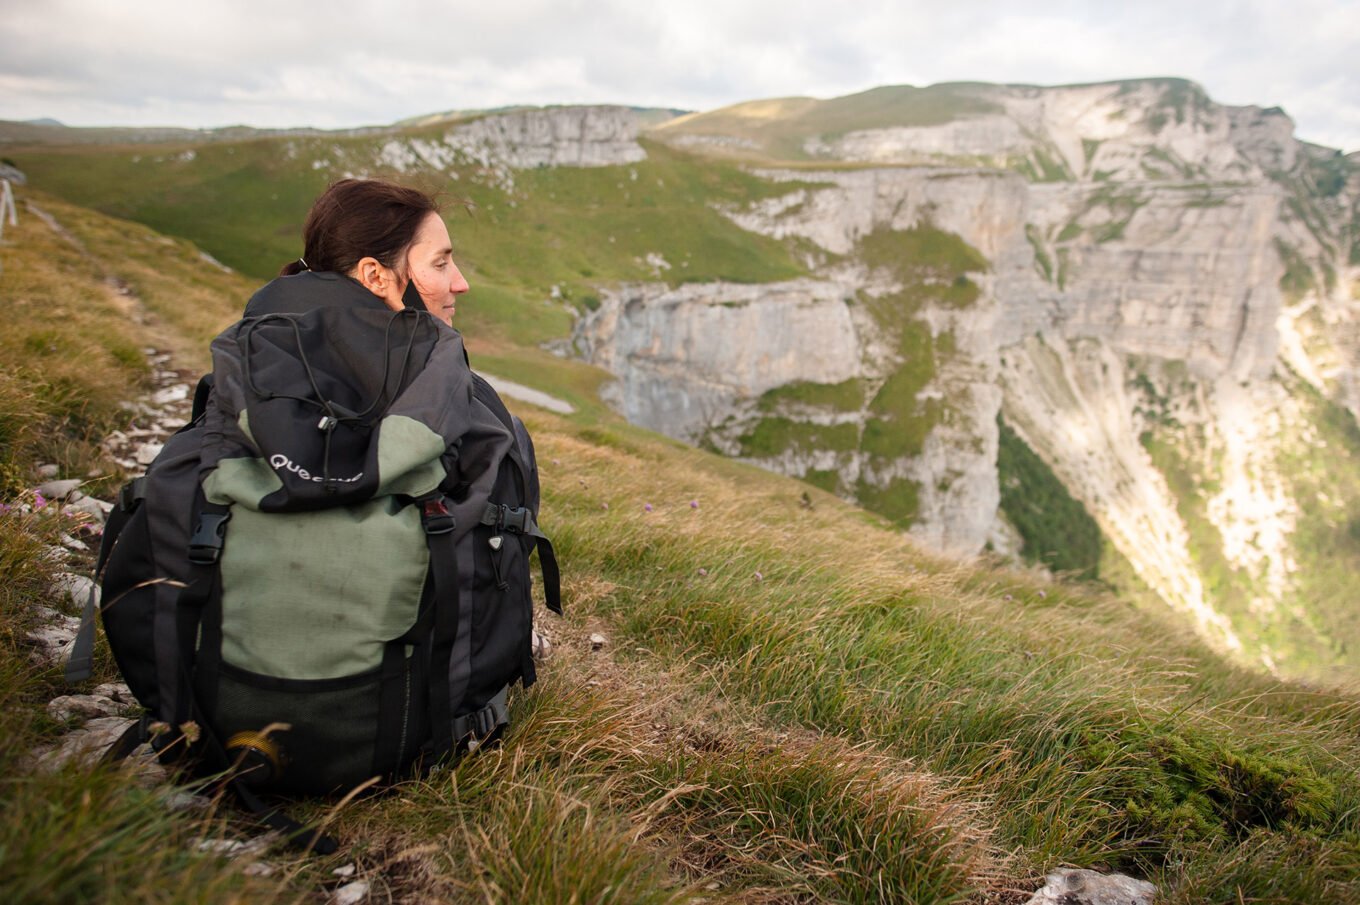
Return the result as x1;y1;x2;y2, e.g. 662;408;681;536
279;178;440;277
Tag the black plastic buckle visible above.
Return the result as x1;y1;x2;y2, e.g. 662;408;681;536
420;497;455;535
188;511;231;565
500;506;531;534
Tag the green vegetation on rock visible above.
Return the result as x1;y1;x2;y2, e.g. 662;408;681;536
757;378;865;413
996;416;1103;579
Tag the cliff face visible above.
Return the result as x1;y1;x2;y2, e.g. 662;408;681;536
372;106;648;188
575;81;1360;676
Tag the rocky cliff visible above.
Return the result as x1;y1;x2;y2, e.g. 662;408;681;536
575;80;1360;678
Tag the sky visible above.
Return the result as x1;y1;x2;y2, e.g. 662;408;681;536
2;0;1358;152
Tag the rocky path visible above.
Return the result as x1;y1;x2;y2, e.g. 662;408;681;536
25;349;194;770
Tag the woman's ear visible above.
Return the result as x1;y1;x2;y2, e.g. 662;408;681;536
353;256;405;311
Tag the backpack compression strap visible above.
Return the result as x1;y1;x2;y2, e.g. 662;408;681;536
480;503;562;615
419;493;515;753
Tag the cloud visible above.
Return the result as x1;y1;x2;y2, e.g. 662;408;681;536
1;0;1357;150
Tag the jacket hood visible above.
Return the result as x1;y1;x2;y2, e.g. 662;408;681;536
244;272;390;318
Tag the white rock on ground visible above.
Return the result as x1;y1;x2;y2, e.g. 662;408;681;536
134;442;164;466
37;478;83;499
31;716;139;771
1024;868;1156;905
46;693;127;721
26;605;81;665
331;880;371;905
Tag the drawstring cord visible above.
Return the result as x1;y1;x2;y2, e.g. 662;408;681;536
239;310;431;491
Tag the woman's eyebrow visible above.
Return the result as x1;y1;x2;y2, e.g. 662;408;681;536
433;246;453;258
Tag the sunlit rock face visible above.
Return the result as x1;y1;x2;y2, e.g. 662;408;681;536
574;80;1359;673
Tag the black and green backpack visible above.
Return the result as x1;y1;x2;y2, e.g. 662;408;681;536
74;282;560;848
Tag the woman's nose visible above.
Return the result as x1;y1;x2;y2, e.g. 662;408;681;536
450;262;470;294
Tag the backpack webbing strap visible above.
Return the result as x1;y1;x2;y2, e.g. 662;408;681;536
452;685;509;746
231;776;339;855
372;594;435;780
446;523;477;743
63;578;100;684
420;493;461;755
480;504;563;615
180;496;231;720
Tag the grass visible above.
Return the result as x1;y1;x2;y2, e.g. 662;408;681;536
737;417;859;459
757;378;865;414
650;83;1003;162
529;418;1360;899
995;416;1103;580
8;130;1360;905
7;121;1360;903
0;193;299;900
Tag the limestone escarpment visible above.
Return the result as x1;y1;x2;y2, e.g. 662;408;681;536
370;106;648;188
578;81;1360;675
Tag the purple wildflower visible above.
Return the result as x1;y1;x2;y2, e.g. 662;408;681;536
643;503;653;513
690;500;699;509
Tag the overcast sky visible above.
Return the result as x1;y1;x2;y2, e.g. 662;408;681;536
3;0;1358;152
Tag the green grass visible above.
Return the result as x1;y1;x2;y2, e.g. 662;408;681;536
650;83;1003;162
10;126;1360;905
535;421;1360;897
737;416;859;458
1276;238;1318;302
11;135;809;320
996;416;1103;580
757;378;865;413
0;190;302;902
1277;376;1360;672
1025;224;1054;281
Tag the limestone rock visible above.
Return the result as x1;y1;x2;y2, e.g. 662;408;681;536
47;693;127;721
135;441;164;465
37;478;83;500
26;605;81;665
49;572;97;607
1024;868;1155;905
331;880;371;905
33;716;139;770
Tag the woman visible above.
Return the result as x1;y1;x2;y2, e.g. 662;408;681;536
247;178;469;322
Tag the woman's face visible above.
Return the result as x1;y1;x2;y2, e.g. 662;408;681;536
404;212;469;325
352;211;470;325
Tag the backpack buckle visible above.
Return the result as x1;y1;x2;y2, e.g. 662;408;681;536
420;496;455;535
188;511;231;565
483;504;531;534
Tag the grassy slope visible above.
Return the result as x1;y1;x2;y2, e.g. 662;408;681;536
18;122;1360;683
4;186;1360;902
650;84;1003;162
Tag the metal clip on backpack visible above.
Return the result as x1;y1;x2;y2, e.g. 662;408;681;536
69;306;561;852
